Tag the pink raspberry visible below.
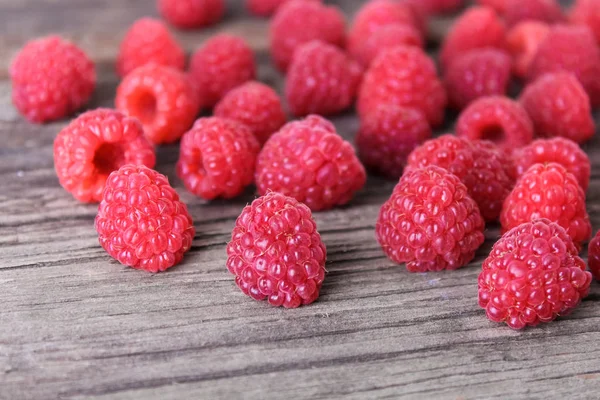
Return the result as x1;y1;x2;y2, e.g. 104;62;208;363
506;21;551;79
245;0;320;16
504;0;564;27
474;0;506;13
157;0;224;29
570;0;600;44
403;0;465;15
588;230;600;281
354;23;424;67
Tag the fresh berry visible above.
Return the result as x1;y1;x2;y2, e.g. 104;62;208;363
357;46;447;127
474;0;506;14
445;48;512;110
356;105;431;179
246;0;321;16
116;18;185;78
478;219;592;329
256;115;366;211
404;0;464;15
407;135;514;222
157;0;224;29
513;138;591;192
440;6;506;70
189;34;256;109
226;192;327;308
116;64;200;145
177;117;260;200
214;81;286;145
570;0;600;44
528;25;600;106
95;165;195;273
506;21;550;79
269;1;346;72
456;96;534;150
53;109;156;203
520;72;595;144
354;23;423;67
501;163;591;248
10;36;95;123
376;165;485;272
285;41;362;117
587;230;600;281
504;0;564;26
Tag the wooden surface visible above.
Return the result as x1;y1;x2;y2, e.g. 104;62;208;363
2;1;600;399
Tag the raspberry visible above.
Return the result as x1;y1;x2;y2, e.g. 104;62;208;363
116;64;200;145
403;0;464;15
176;117;260;200
157;0;224;29
246;0;320;16
501;163;591;248
10;36;95;123
474;0;506;14
53;109;156;203
357;46;447;128
189;34;256;108
528;25;600;107
456;96;534;150
570;0;600;44
285;41;362;117
406;135;514;222
478;219;592;329
226;192;327;308
445;48;512;110
513;138;591;192
440;6;506;70
520;72;595;144
116;18;185;78
506;21;550;79
356;105;431;179
256;115;366;211
376;165;485;272
95;165;195;273
214;81;286;145
588;230;600;281
354;23;424;67
504;0;564;27
269;1;346;72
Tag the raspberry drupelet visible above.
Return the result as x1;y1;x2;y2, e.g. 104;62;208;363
246;0;321;16
357;46;447;128
189;34;256;108
226;192;327;308
256;115;366;211
285;41;363;117
501;163;592;248
587;230;600;281
504;0;564;27
479;219;592;329
53;109;156;203
177;117;260;200
157;0;224;30
570;0;600;44
116;18;185;78
505;21;550;79
10;36;95;123
354;23;424;67
269;1;346;72
214;81;286;145
376;165;485;272
95;165;195;273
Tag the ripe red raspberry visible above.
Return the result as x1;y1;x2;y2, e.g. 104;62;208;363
501;163;591;248
189;34;256;108
513;138;591;192
403;0;464;15
116;64;199;145
176;117;260;200
528;25;600;107
53;109;156;203
357;46;447;128
354;23;424;67
520;72;595;144
440;6;506;70
445;49;512;110
157;0;224;29
96;165;195;273
506;21;550;79
116;18;185;78
285;41;362;117
474;0;506;14
246;0;320;16
376;165;485;272
504;0;564;27
10;36;95;123
478;219;592;329
587;230;600;281
570;0;600;44
226;192;327;308
214;81;286;145
256;115;366;211
269;1;346;72
456;96;534;150
356;105;431;179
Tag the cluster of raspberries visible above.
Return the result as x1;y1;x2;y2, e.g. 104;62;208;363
9;0;600;328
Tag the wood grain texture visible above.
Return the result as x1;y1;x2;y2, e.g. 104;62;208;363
1;1;600;399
